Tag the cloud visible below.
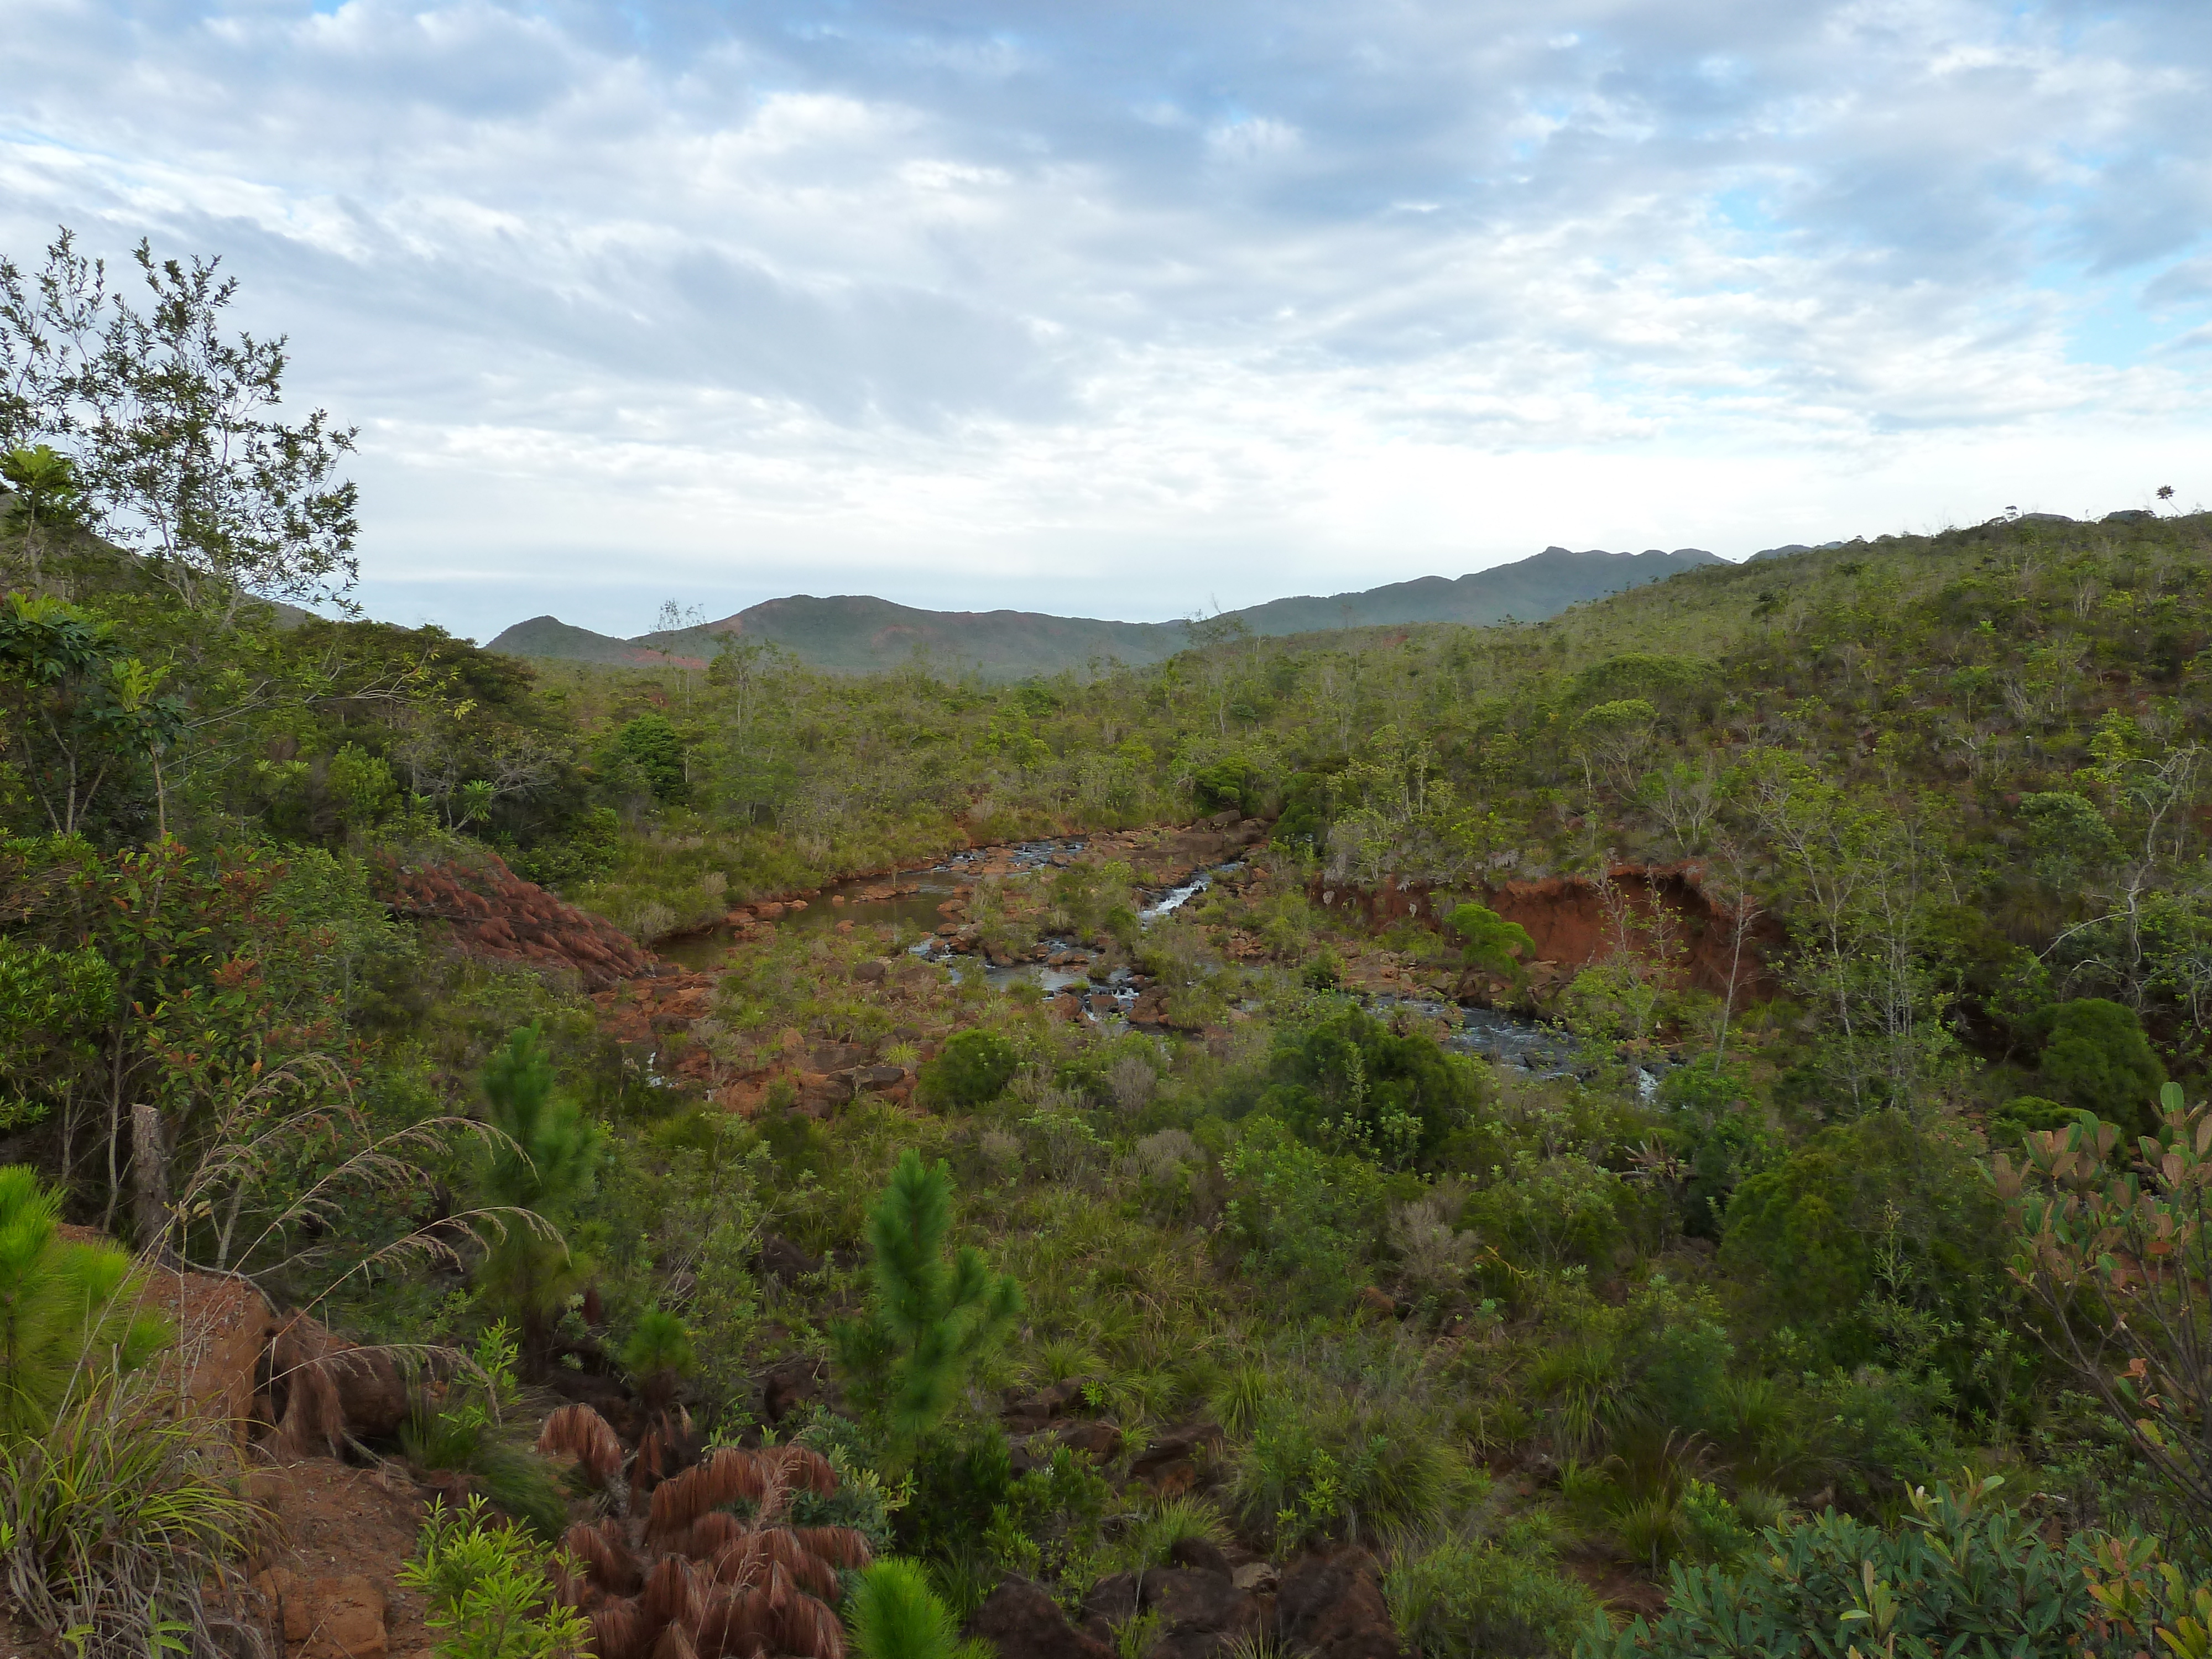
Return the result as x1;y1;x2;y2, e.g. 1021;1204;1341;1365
2;0;2209;639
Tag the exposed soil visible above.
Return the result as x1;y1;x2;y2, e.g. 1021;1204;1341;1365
1314;860;1780;1005
247;1458;435;1659
374;845;653;989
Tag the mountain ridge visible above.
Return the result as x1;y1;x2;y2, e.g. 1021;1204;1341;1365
488;544;1721;677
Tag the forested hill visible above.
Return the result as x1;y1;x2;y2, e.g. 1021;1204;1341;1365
487;542;1721;675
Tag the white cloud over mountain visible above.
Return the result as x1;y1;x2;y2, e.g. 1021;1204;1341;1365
3;0;2207;637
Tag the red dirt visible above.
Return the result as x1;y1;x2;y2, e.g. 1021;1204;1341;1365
248;1458;434;1659
374;847;653;989
1316;862;1781;1001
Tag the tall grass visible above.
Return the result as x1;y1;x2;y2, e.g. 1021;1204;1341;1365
0;1379;262;1658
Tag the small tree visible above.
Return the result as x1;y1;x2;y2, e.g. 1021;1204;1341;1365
1;229;360;620
846;1559;984;1659
0;1165;169;1440
1449;902;1536;992
833;1150;1021;1442
619;1308;697;1416
477;1026;598;1364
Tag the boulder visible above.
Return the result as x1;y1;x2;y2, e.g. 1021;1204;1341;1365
759;1355;828;1423
1275;1545;1400;1659
1082;1562;1257;1659
1055;1420;1124;1462
1130;1423;1224;1495
1166;1537;1233;1578
1002;1378;1088;1432
757;1234;824;1284
255;1569;388;1659
967;1575;1115;1659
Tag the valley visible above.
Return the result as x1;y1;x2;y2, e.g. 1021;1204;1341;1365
7;416;2212;1659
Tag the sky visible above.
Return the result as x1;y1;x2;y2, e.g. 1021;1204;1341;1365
4;0;2210;643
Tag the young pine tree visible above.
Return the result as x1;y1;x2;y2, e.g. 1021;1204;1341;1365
476;1025;599;1364
0;1165;169;1439
834;1150;1021;1442
846;1559;989;1659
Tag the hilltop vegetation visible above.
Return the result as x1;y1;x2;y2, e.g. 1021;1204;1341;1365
487;545;1718;677
6;225;2212;1659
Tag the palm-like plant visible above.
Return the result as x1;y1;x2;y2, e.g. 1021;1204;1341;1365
539;1407;873;1659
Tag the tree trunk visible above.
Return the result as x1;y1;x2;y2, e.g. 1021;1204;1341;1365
130;1101;178;1263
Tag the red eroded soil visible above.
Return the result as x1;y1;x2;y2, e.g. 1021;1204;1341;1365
373;847;653;989
1316;862;1782;1001
248;1459;435;1659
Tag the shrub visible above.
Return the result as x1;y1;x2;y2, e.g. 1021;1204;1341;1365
398;1494;591;1659
919;1030;1018;1109
401;1324;570;1540
1222;1118;1390;1312
1389;1531;1598;1658
1995;1095;2075;1138
2037;999;2164;1136
1575;1475;2083;1659
1449;904;1536;987
1719;1111;2008;1373
1229;1349;1477;1547
1258;1004;1484;1170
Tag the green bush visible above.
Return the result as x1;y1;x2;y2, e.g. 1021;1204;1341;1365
1259;1004;1484;1170
919;1030;1019;1108
1389;1530;1599;1658
1230;1355;1476;1547
1719;1111;2008;1374
2037;999;2164;1137
1993;1094;2076;1141
897;1419;1015;1567
606;713;688;802
1575;1476;2083;1659
398;1493;591;1659
1657;1063;1775;1239
1222;1118;1391;1311
399;1325;570;1540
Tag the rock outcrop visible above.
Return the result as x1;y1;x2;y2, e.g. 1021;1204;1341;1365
375;846;651;989
966;1576;1116;1659
1275;1545;1400;1659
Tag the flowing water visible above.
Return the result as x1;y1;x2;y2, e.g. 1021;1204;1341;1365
655;847;1621;1071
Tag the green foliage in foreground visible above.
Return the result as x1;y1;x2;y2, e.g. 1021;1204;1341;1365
0;1383;258;1658
399;1494;592;1659
1580;1477;2084;1659
844;1558;990;1659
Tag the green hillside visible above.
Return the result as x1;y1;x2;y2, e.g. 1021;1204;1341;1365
486;542;1723;675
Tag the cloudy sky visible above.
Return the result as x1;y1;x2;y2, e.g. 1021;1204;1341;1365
4;0;2209;641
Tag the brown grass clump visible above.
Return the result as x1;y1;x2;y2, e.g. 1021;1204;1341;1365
548;1407;867;1659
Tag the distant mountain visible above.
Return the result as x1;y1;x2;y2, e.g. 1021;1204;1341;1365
487;543;1723;676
